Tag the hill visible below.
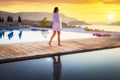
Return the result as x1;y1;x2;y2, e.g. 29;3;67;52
109;21;120;25
0;11;79;23
68;21;90;25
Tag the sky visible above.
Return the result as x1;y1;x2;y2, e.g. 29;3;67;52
0;0;120;24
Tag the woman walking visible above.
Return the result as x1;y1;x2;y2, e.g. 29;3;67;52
49;7;62;47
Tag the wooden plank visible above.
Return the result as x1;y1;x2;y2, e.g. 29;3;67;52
0;36;120;63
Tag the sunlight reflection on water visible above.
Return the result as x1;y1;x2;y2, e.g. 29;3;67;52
0;28;96;44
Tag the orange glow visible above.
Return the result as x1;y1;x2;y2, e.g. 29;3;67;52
0;2;120;24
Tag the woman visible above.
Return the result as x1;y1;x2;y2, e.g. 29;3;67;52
49;7;62;47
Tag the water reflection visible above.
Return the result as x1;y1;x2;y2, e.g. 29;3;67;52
0;48;120;80
3;32;4;37
18;31;22;39
41;30;49;38
8;32;14;40
0;32;4;39
52;56;62;80
0;30;49;40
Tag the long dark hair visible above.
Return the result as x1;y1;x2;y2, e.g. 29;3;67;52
53;7;58;13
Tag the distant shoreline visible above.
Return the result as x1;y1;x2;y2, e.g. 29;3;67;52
0;26;120;35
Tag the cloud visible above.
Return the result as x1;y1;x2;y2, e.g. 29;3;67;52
103;0;120;4
0;0;120;4
0;0;90;4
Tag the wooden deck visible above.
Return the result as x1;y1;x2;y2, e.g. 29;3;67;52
0;36;120;63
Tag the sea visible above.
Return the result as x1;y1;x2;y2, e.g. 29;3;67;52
76;25;120;32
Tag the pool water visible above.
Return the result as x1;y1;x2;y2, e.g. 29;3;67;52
0;48;120;80
0;28;96;44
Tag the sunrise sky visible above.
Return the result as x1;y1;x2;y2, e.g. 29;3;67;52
0;0;120;24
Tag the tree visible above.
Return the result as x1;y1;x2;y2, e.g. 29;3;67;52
41;17;49;27
0;16;4;22
18;16;22;23
7;16;10;22
1;17;4;22
7;16;13;22
10;16;13;22
0;16;1;22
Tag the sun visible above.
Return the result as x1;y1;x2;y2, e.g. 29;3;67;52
107;13;115;20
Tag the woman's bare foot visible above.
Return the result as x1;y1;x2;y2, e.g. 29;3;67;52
48;42;52;47
58;44;63;46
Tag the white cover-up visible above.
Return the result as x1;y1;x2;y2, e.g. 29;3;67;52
52;13;62;31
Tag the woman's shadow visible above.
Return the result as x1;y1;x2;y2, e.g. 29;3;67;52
52;56;62;80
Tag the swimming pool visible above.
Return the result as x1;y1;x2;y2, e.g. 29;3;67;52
0;27;96;44
0;48;120;80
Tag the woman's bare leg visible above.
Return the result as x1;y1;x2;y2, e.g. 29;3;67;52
57;31;62;46
49;31;56;47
